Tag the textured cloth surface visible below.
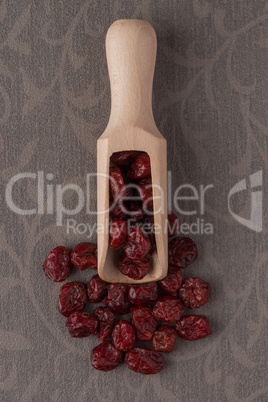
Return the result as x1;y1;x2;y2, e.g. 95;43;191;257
1;1;267;401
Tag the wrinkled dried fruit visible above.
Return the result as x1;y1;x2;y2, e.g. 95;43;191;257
118;253;150;280
153;296;184;324
128;283;158;305
110;201;126;220
124;201;145;221
103;283;131;314
66;311;98;337
179;277;210;309
168;237;198;268
131;306;157;341
91;341;123;371
127;153;151;180
176;315;212;340
109;219;128;249
93;306;116;341
167;211;181;238
152;325;178;352
111;151;141;167
71;242;97;270
137;177;153;210
87;275;108;303
58;281;87;317
42;246;72;282
112;320;135;351
109;166;126;202
125;347;165;374
158;266;182;296
124;225;151;261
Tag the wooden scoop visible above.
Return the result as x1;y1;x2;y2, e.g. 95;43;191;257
97;19;167;283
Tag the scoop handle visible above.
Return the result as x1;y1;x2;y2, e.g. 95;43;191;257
106;19;157;127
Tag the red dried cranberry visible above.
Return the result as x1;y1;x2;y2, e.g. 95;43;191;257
125;347;165;374
124;201;145;221
66;311;98;337
124;225;151;261
109;219;128;249
118;253;150;280
176;315;212;340
93;306;115;341
131;306;157;341
127;153;151;180
42;246;72;282
167;210;181;237
158;266;182;296
103;283;131;315
137;177;153;210
153;296;184;324
128;283;157;305
152;325;178;352
110;201;126;219
58;281;87;317
91;341;123;371
71;242;97;270
179;277;210;309
109;166;126;202
111;151;141;167
112;320;135;351
87;275;108;303
168;237;198;268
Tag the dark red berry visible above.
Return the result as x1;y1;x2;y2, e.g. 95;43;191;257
152;325;178;352
111;151;141;167
127;153;151;180
66;311;98;337
103;283;131;315
118;253;150;280
58;281;87;317
110;201;126;219
128;283;158;305
91;341;123;371
42;246;72;282
137;177;153;210
71;242;97;270
124;225;151;261
109;219;128;249
158;266;182;296
168;237;198;268
131;306;157;341
167;210;181;238
87;275;108;303
125;347;165;374
109;166;126;202
153;296;184;324
93;306;115;341
112;320;135;351
179;277;210;309
176;315;212;340
124;201;145;221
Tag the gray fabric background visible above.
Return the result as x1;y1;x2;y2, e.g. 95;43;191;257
1;1;267;401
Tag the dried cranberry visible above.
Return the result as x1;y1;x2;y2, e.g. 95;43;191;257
124;225;151;261
42;246;72;282
103;283;131;315
109;166;126;202
125;347;165;374
128;283;158;305
137;177;153;210
112;320;135;351
58;281;87;317
131;306;157;341
158;266;182;296
168;237;198;268
152;325;178;352
110;201;126;219
93;306;115;341
118;253;150;280
71;242;97;270
109;219;128;249
167;210;181;238
111;151;141;167
179;277;210;309
66;311;98;337
153;296;184;324
176;315;212;340
124;201;145;221
87;275;108;303
91;341;123;371
127;153;151;180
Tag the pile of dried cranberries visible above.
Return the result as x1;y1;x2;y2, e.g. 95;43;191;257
42;151;212;374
